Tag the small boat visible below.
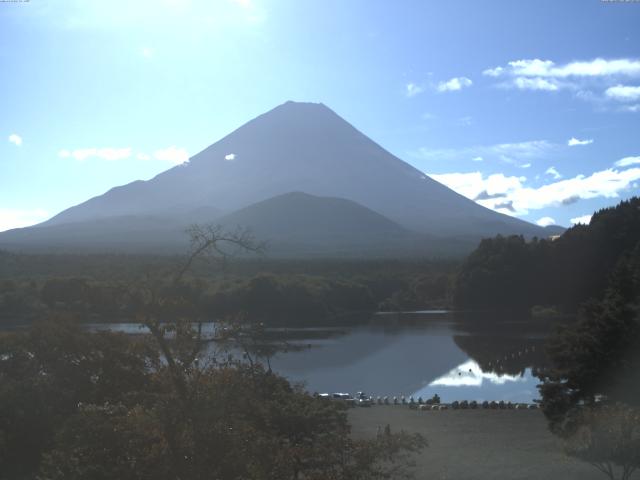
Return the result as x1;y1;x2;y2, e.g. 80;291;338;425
355;391;373;407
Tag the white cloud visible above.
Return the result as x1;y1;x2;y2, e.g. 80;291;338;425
414;139;554;168
482;66;504;77
153;146;189;165
485;58;640;106
474;140;551;163
570;215;592;225
614;156;640;167
8;134;22;146
95;148;131;161
494;59;555;77
59;147;190;164
536;216;556;227
510;168;640;214
484;58;640;79
0;208;49;232
545;166;562;179
406;83;424;97
520;163;532;169
512;77;559;91
621;104;640;113
59;147;132;161
605;85;640;102
436;76;472;92
472;156;483;162
430;172;525;201
428;166;640;217
430;360;526;387
568;137;593;147
224;153;236;161
571;215;592;225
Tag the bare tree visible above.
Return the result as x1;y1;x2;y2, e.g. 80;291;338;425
124;224;265;475
132;223;264;399
174;224;265;284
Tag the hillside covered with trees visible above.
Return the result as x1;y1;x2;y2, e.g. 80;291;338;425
0;254;456;328
459;198;640;478
454;197;640;312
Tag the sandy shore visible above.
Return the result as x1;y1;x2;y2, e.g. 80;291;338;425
349;406;603;480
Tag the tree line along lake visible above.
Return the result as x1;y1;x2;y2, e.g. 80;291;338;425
83;310;557;404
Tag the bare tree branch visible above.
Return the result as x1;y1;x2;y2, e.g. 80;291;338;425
174;224;265;284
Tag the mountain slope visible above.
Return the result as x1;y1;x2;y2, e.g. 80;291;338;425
0;101;551;254
216;192;446;256
39;101;543;236
0;215;188;253
0;193;475;256
220;192;406;238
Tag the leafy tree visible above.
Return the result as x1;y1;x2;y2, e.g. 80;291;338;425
563;404;640;480
40;403;170;480
537;230;640;479
454;197;640;312
454;235;540;310
538;295;640;435
0;318;154;479
1;224;427;479
538;245;640;435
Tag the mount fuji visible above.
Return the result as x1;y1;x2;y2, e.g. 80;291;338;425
0;101;557;256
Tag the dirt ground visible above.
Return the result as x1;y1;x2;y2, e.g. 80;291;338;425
349;406;606;480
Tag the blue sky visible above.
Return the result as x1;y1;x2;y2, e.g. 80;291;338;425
1;0;639;231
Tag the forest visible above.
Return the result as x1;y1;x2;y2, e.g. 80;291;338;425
453;198;640;478
0;253;457;328
454;197;640;313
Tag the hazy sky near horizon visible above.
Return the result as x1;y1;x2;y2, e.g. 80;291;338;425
1;0;640;231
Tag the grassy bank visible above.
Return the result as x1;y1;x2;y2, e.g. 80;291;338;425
349;406;602;480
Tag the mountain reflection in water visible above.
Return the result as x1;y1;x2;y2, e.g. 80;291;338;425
429;360;527;387
269;311;552;403
84;311;554;403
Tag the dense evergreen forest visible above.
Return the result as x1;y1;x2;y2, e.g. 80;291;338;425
454;197;640;312
535;236;640;479
0;253;457;327
449;198;640;475
5;197;639;329
449;197;640;476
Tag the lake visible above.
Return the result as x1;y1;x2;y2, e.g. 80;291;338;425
86;310;553;403
266;311;550;403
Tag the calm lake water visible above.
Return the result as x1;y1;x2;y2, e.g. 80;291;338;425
86;311;553;403
268;312;550;403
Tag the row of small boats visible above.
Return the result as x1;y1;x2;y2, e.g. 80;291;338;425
315;392;539;410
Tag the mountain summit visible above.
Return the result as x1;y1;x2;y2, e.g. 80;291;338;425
1;101;550;255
